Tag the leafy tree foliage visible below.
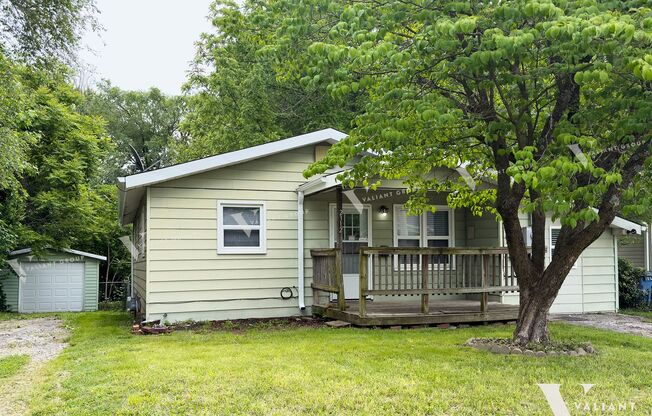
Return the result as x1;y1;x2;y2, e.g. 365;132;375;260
274;0;652;343
178;0;362;160
0;0;98;63
83;81;188;180
7;65;110;252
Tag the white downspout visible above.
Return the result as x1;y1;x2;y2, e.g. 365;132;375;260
643;223;649;271
614;233;619;311
131;224;135;298
297;189;306;310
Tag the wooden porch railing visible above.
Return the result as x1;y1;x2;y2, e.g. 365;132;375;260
310;247;520;318
310;248;346;310
359;247;519;317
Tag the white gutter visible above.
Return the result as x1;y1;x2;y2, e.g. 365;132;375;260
297;189;306;310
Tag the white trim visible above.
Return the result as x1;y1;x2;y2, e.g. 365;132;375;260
392;204;455;269
217;200;267;254
614;232;620;310
8;248;107;261
298;172;344;195
121;128;347;190
392;205;455;248
602;211;645;234
297;190;305;310
328;203;373;298
644;222;650;271
328;203;373;249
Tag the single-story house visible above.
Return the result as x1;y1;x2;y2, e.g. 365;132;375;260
117;128;645;324
0;248;105;313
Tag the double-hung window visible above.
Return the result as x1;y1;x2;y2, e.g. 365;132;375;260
394;205;454;266
217;201;266;254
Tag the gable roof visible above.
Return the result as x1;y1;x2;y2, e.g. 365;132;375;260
117;128;348;226
9;248;107;261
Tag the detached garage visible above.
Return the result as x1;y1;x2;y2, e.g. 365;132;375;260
0;248;105;313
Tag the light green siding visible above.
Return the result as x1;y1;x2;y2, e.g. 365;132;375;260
465;211;500;247
83;260;99;311
503;219;618;313
145;145;320;322
618;235;645;268
0;269;19;311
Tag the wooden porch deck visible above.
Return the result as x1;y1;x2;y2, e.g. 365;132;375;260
313;299;519;326
311;246;521;326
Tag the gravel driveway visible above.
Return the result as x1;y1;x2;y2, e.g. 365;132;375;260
552;313;652;338
0;317;70;416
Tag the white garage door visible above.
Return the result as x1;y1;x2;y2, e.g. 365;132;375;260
19;262;84;312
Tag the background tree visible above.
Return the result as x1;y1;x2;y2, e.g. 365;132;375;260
276;0;652;344
83;81;188;180
178;0;362;160
0;0;98;63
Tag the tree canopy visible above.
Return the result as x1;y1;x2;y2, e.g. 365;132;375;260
83;81;188;180
0;0;98;63
177;0;362;160
268;0;652;343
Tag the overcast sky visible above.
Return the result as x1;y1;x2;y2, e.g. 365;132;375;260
80;0;214;95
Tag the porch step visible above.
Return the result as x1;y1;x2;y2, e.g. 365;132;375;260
325;320;352;328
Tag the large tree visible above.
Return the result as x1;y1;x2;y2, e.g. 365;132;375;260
83;81;187;180
178;0;362;160
277;0;652;343
0;0;98;63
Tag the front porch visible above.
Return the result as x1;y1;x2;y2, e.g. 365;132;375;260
310;246;520;326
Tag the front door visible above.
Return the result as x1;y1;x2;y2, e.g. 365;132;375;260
331;204;372;299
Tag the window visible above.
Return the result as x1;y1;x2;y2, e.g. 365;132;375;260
393;205;454;266
549;226;578;268
217;201;266;254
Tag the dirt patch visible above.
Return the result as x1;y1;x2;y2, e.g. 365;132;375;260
165;316;329;334
0;318;70;416
551;313;652;338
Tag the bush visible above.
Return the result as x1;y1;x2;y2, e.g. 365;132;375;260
618;258;647;309
0;283;7;312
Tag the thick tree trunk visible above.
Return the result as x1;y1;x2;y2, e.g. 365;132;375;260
513;281;558;345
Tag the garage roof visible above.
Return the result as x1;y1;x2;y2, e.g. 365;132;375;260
8;248;107;261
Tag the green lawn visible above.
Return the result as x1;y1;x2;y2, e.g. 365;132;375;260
17;312;652;415
0;355;29;380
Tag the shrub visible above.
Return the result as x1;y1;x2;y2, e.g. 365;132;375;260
618;258;647;309
0;282;8;312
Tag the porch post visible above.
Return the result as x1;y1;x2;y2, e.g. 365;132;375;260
335;186;344;307
336;186;343;250
480;254;489;313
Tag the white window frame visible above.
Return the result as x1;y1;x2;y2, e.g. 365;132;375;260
217;200;267;254
393;204;455;269
549;226;578;269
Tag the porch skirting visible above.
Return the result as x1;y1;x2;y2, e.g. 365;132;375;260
313;300;519;326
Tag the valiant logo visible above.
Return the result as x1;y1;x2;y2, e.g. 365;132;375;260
538;384;636;415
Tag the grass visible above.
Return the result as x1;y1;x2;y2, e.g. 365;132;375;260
14;312;652;415
0;355;29;380
621;309;652;322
